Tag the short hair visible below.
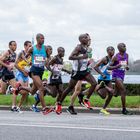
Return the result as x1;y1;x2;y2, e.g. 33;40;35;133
78;33;89;42
117;43;126;49
36;33;44;40
46;45;52;49
24;41;31;46
9;41;16;46
106;46;115;51
57;47;64;52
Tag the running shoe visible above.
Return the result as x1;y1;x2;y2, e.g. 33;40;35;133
122;109;133;115
83;99;93;110
55;103;62;115
42;107;54;115
6;85;12;95
66;106;77;115
16;107;23;113
11;106;17;112
100;109;110;115
30;105;40;112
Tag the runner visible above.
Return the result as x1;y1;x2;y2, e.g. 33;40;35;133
15;33;53;115
66;37;93;115
31;45;53;112
55;33;97;114
14;41;32;112
0;41;19;111
48;47;71;107
94;46;115;115
31;46;70;113
108;43;132;115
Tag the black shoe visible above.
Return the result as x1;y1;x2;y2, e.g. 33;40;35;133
78;93;84;106
11;107;17;112
122;109;133;115
67;106;77;115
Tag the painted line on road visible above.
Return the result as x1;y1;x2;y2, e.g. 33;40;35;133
0;123;140;132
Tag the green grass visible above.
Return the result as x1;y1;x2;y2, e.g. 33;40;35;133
0;94;140;108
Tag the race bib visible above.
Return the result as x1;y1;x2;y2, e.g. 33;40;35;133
120;60;127;66
80;59;88;71
35;56;44;61
34;56;45;65
52;64;63;79
120;60;127;70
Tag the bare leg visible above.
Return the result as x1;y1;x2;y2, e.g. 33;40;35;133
18;92;28;108
9;79;18;107
0;80;7;94
57;84;63;103
60;78;78;103
97;88;107;99
70;81;82;106
84;73;97;99
49;85;57;98
103;82;113;109
17;81;29;108
115;79;126;109
31;74;46;109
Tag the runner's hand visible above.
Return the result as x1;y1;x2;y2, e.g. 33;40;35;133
7;65;13;71
101;74;106;79
22;70;29;77
125;66;129;71
116;64;122;68
82;54;88;59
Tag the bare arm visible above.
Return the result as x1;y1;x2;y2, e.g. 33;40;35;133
48;57;56;73
45;56;53;69
94;57;107;78
15;52;24;72
69;45;88;60
0;51;11;69
25;47;33;58
15;52;29;76
126;53;129;70
107;56;121;70
127;54;129;64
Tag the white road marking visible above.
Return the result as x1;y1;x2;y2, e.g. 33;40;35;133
0;123;140;132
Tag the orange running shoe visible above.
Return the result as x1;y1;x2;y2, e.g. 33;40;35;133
83;99;93;110
42;107;54;115
55;103;62;115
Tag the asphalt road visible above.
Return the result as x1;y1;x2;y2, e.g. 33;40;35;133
0;110;140;140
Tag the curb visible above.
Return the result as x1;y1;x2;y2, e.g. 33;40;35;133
0;106;140;115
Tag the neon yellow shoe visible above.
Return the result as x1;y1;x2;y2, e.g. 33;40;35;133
100;109;110;115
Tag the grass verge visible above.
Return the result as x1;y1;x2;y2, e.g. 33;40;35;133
0;94;140;108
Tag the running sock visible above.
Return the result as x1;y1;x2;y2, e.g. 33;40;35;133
12;106;16;109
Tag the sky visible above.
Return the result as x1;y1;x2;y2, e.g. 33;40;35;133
0;0;140;61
